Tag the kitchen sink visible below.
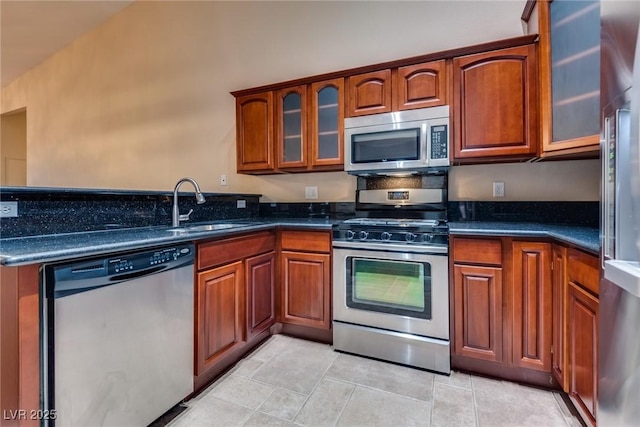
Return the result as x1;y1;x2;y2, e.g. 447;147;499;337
166;223;242;233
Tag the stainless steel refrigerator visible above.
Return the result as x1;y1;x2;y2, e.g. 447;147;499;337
599;1;640;425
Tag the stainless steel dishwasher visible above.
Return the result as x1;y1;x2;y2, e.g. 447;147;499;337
42;244;195;427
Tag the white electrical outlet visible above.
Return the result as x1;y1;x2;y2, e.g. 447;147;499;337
305;186;318;200
220;174;228;186
493;181;505;198
237;199;246;208
0;201;18;218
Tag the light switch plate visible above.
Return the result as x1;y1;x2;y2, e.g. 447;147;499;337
0;202;18;218
237;199;246;208
305;186;318;200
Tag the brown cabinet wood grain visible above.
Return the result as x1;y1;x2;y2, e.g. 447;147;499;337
245;251;276;341
394;60;448;111
536;0;600;158
236;92;275;173
281;251;331;330
347;69;392;117
0;265;40;427
309;78;344;170
451;236;555;387
567;281;598;427
552;244;569;390
196;261;245;376
566;248;599;427
511;242;552;372
276;85;308;170
452;44;538;162
453;264;504;362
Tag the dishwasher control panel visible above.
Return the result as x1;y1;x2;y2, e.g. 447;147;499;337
108;245;192;274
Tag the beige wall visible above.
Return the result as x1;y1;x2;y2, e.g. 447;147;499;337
449;159;600;201
0;0;598;202
0;109;27;186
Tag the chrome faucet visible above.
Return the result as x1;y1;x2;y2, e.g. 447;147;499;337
172;177;206;227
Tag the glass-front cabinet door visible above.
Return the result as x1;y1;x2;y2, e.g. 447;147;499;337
346;257;432;320
276;86;307;169
539;0;600;155
310;78;344;169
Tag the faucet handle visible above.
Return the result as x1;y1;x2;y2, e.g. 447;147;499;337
178;209;194;221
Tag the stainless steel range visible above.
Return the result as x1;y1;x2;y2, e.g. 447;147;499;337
332;172;450;374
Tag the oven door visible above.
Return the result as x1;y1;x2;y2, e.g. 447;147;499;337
332;242;449;340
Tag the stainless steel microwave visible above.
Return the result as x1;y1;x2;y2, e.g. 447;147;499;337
344;105;450;174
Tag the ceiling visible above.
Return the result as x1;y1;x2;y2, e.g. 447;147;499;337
1;0;135;87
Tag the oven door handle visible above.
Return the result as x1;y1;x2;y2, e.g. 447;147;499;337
332;240;448;255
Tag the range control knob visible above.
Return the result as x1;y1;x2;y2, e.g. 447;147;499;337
345;230;355;240
405;232;417;243
358;231;369;241
422;234;434;243
381;232;392;241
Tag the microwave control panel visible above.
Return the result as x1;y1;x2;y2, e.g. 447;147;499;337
430;125;448;160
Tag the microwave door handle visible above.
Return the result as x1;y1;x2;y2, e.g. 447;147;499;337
422;123;429;165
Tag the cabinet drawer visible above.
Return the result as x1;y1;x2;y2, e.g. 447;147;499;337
280;230;331;253
567;248;599;296
453;237;502;265
198;231;275;271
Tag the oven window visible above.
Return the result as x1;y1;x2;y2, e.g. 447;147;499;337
346;257;431;319
351;128;420;163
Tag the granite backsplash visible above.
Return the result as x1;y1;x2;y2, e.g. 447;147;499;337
0;187;261;238
448;201;599;228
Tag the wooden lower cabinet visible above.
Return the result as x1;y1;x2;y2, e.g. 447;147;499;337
0;265;40;427
281;251;331;330
511;242;552;372
196;261;245;376
566;248;599;427
453;264;504;362
551;245;568;390
245;251;276;341
567;282;598;426
451;236;554;387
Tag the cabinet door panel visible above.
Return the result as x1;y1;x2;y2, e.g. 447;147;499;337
347;70;392;117
395;60;447;110
196;261;244;375
567;281;598;426
453;264;503;362
276;86;307;170
281;251;331;329
310;78;344;169
512;242;552;372
453;44;538;160
552;245;568;390
236;92;274;173
539;0;600;154
246;252;275;340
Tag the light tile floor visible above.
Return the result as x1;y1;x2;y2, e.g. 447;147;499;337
168;335;581;427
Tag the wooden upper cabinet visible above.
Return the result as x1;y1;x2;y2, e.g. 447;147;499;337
276;85;308;170
347;69;392;117
452;43;538;162
309;78;344;169
537;0;600;157
394;60;447;110
236;92;275;173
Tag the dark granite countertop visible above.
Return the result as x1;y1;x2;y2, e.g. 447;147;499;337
0;218;338;266
448;222;599;255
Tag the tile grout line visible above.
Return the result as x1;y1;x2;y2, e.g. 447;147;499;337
469;375;481;427
286;346;341;426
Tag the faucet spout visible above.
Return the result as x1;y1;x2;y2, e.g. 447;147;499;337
172;177;206;227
